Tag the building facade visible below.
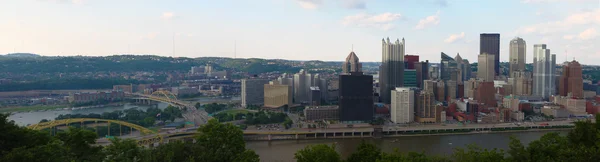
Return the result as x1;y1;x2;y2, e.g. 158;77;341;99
294;69;313;103
509;37;526;77
558;60;583;98
480;33;500;76
380;37;405;104
404;55;419;69
264;82;292;108
533;44;556;99
343;52;362;73
509;71;533;96
403;69;417;87
391;87;416;124
304;106;339;121
478;53;496;82
339;51;374;123
415;61;429;89
416;91;437;123
241;78;270;107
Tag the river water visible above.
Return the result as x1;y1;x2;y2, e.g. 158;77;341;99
8;103;170;126
246;130;569;162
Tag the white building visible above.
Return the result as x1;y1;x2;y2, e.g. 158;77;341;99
241;78;270;108
391;87;416;124
294;69;313;103
533;44;556;99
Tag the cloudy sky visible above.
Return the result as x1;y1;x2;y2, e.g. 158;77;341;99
1;0;599;64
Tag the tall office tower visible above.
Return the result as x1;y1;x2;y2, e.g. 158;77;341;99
241;78;270;108
440;52;458;82
294;69;312;103
465;78;478;99
476;81;497;107
309;87;321;106
436;81;446;102
446;80;457;103
403;69;417;87
510;71;533;96
558;60;583;98
380;37;405;104
339;52;374;123
416;91;436;123
415;60;429;89
343;51;362;73
423;80;437;94
533;44;556;99
480;33;500;76
478;53;496;82
404;55;419;69
264;81;292;108
455;54;471;83
430;65;439;80
509;37;526;77
316;77;329;103
391;87;416;124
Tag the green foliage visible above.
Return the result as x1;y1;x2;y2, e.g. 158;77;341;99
347;141;382;162
0;78;146;92
245;111;287;125
283;118;293;129
294;144;341;162
102;138;147;162
451;144;506;162
55;106;182;128
379;151;450;162
203;103;228;114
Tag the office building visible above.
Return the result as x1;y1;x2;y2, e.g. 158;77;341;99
465;78;478;99
294;69;313;103
304;106;339;121
478;53;496;82
241;78;270;108
480;33;500;76
339;52;374;123
404;55;419;69
509;37;526;77
446;80;457;103
533;44;556;99
309;86;321;106
455;54;471;83
440;52;458;82
380;37;405;104
415;61;429;89
475;81;496;107
559;60;583;98
264;81;293;108
403;69;417;87
343;51;362;73
391;87;416;123
430;65;439;80
509;71;533;96
69;91;125;103
423;79;437;94
313;75;329;103
171;86;199;97
416;91;437;123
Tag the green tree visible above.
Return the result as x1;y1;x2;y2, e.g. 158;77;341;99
55;127;103;161
347;141;381;162
0;113;52;156
102;138;147;162
451;144;505;162
194;119;258;162
294;144;341;162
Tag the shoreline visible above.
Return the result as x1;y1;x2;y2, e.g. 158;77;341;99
382;128;573;138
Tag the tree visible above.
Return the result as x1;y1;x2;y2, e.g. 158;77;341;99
451;144;505;162
194;119;258;162
55;127;103;161
347;141;381;162
0;113;52;157
103;138;147;162
294;144;340;162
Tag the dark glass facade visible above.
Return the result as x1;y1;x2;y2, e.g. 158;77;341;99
339;73;374;123
480;33;500;76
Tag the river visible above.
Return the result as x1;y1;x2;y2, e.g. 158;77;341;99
8;103;170;126
246;130;569;162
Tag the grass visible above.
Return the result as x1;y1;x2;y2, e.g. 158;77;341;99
0;105;68;113
220;109;251;115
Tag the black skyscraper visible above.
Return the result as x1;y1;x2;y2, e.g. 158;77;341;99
480;33;500;76
339;51;374;123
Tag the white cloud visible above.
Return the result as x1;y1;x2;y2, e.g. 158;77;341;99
578;28;598;40
342;0;366;9
296;0;323;10
515;9;600;35
444;32;465;43
415;11;440;30
563;35;575;40
342;12;404;31
161;12;176;19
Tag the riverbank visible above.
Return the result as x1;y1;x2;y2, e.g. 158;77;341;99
0;105;68;113
384;128;574;138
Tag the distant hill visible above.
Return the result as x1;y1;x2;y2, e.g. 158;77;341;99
3;53;41;58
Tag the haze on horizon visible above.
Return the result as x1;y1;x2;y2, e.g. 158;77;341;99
1;0;599;65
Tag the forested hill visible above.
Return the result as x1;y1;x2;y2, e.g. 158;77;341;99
0;54;338;74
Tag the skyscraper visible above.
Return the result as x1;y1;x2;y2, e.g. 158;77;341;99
510;71;533;96
480;33;500;76
533;44;556;99
415;60;429;89
391;87;416;124
343;51;362;73
455;53;471;83
478;53;496;82
509;37;526;77
416;91;436;123
294;69;312;103
404;55;419;69
380;37;405;104
440;52;458;82
558;60;583;98
241;78;270;108
339;51;374;123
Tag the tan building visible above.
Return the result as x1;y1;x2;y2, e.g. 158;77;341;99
503;95;521;111
464;78;479;99
566;98;586;113
446;80;457;103
509;37;526;77
303;105;339;121
541;105;569;118
478;53;496;82
264;81;293;108
511;111;525;121
509;71;533;96
416;91;437;123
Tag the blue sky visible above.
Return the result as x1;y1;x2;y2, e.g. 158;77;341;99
1;0;599;64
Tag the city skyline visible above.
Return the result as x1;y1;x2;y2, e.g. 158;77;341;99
1;0;599;65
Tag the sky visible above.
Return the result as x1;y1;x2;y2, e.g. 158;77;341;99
1;0;599;65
